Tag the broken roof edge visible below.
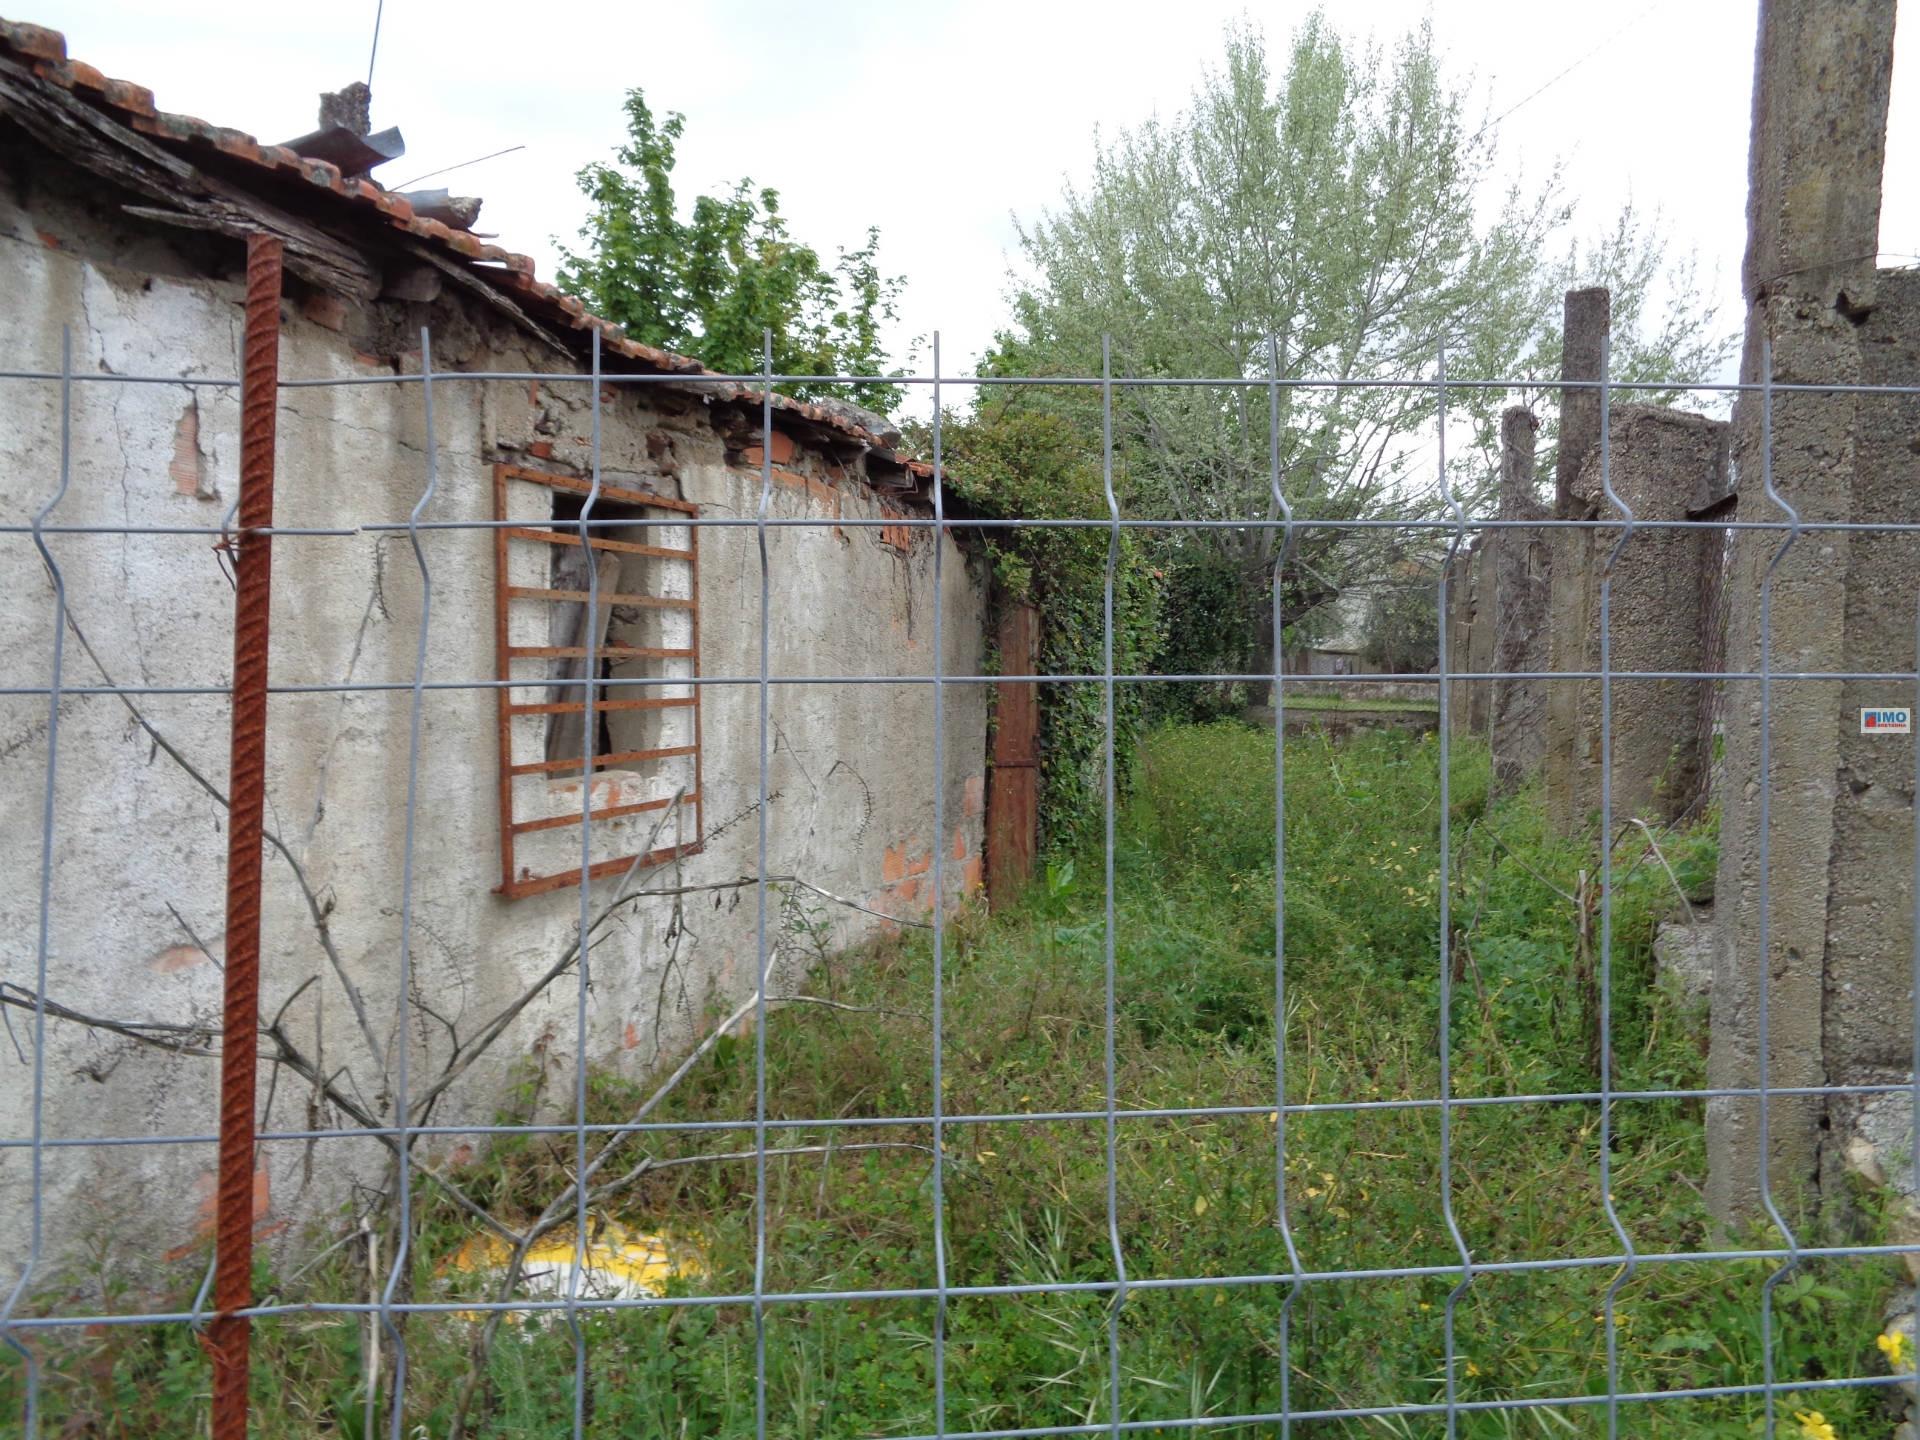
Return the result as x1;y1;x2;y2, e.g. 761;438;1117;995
0;15;940;495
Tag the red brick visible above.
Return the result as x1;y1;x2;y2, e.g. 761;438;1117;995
952;827;968;862
168;1162;270;1261
882;843;907;884
529;440;554;460
301;292;347;332
907;850;931;878
147;942;208;973
962;856;984;892
168;402;202;496
963;774;985;817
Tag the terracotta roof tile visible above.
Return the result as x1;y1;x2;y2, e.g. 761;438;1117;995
0;17;61;59
0;14;936;486
101;76;153;116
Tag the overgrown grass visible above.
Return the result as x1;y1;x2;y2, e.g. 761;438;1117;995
9;725;1906;1437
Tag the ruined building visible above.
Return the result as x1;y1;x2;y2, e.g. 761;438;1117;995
0;18;990;1268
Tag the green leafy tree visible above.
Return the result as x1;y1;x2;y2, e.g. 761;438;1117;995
558;90;904;412
996;15;1731;682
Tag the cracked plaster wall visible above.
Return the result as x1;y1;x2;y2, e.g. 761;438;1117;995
0;164;987;1280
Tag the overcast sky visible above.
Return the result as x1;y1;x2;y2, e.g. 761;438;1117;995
29;1;1920;394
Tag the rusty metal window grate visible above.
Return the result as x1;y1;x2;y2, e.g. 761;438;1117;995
491;462;704;898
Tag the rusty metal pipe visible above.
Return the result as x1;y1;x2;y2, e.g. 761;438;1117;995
206;233;282;1439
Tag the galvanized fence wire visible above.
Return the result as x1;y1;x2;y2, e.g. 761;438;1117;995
1;332;1918;1440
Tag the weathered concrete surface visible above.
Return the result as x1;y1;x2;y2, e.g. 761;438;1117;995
1825;270;1920;1091
1653;907;1717;1002
1556;289;1610;514
1489;407;1549;796
1446;539;1490;740
1707;0;1901;1229
1544;405;1728;833
0;154;988;1278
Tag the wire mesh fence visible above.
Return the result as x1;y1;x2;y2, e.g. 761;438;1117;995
1;314;1918;1440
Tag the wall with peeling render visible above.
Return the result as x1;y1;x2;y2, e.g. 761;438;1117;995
0;155;987;1277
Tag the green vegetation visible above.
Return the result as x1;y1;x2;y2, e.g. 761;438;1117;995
12;727;1902;1437
991;15;1733;692
938;403;1160;855
558;89;903;412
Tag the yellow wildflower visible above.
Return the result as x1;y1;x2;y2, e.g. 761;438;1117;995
1793;1409;1838;1440
1879;1329;1915;1368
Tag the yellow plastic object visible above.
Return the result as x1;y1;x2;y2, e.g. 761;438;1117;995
442;1220;699;1323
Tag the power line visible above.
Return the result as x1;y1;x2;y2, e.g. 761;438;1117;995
366;0;384;90
1470;0;1659;146
390;144;527;192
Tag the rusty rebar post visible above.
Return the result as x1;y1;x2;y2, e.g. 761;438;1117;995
206;234;282;1439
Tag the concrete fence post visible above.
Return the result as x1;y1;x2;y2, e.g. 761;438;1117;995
1707;0;1903;1230
1489;406;1548;797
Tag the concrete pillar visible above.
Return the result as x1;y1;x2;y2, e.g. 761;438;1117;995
1544;405;1728;833
1707;0;1901;1229
1466;545;1494;738
1543;291;1608;828
1556;288;1610;513
1490;407;1549;796
1447;538;1489;740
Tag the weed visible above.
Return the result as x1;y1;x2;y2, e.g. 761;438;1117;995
5;725;1902;1437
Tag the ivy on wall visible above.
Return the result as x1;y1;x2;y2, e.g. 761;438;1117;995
934;401;1160;858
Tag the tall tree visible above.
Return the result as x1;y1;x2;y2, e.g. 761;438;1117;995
559;90;904;412
998;16;1730;678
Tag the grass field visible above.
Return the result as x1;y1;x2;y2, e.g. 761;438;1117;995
9;724;1907;1437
